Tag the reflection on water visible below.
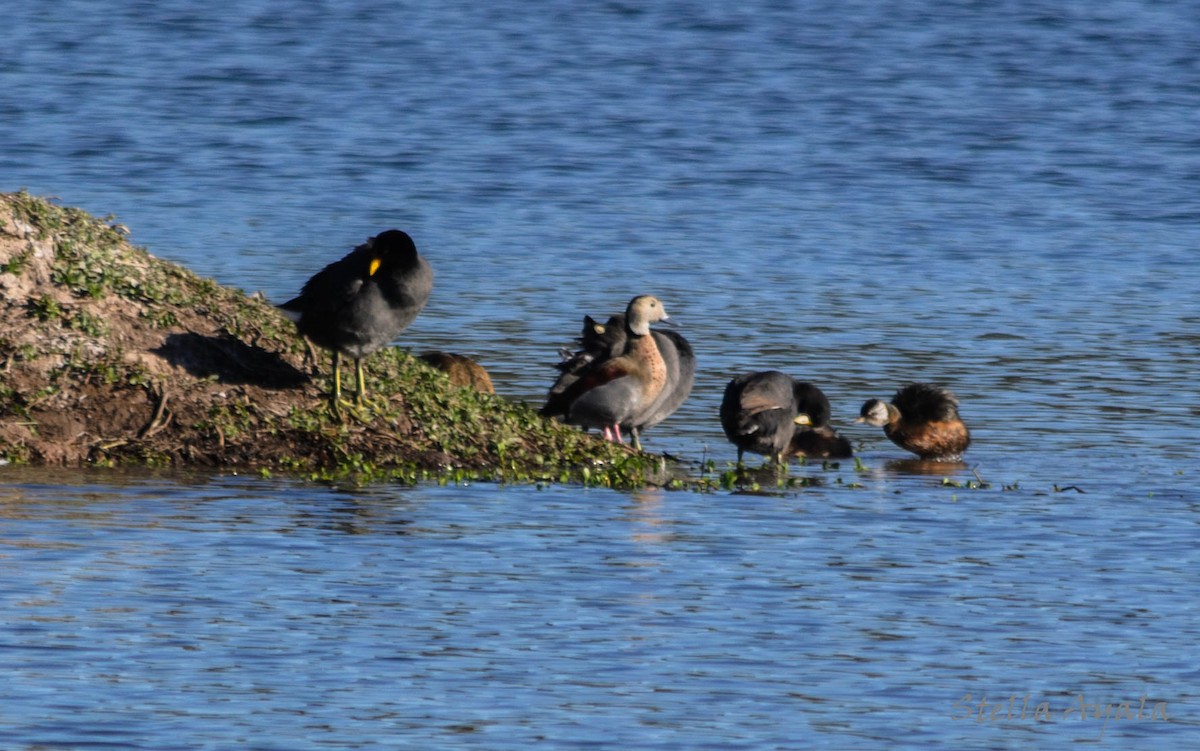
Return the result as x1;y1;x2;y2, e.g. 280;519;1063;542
876;460;973;478
625;489;672;547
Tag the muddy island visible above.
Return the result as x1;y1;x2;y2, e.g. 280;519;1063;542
0;192;662;486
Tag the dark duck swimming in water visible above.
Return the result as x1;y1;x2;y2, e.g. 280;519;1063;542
857;382;970;461
280;229;433;409
720;371;852;465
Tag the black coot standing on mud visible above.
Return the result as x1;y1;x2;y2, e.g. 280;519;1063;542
280;229;433;410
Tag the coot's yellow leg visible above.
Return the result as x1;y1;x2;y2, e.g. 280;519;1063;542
355;358;368;407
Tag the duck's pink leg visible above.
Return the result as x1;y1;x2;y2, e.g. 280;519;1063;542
602;425;613;442
613;424;624;444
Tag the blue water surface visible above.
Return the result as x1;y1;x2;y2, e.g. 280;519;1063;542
2;0;1198;748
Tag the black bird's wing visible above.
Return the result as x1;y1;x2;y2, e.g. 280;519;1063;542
280;245;371;320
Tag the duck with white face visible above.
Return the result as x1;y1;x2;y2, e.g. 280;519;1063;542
547;295;673;447
857;383;970;461
543;301;695;451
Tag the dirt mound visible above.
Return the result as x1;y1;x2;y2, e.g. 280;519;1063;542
0;192;656;485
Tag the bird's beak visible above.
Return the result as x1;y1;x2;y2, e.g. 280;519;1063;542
794;414;812;426
853;417;866;424
369;258;382;276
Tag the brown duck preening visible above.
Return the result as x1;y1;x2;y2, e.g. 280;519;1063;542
857;382;970;461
